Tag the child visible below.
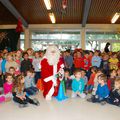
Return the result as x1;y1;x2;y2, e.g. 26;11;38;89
15;50;22;61
107;69;117;90
5;53;19;73
117;69;120;78
3;73;13;101
1;53;7;74
27;48;34;63
0;55;3;88
32;51;41;84
9;67;15;76
20;52;33;74
87;74;109;105
88;51;94;65
0;73;13;103
107;78;120;106
12;75;39;108
83;52;91;71
92;69;103;95
71;69;86;98
73;51;84;69
81;69;88;87
109;53;119;70
86;67;98;93
24;69;38;95
14;54;21;75
63;69;72;90
92;50;101;68
64;50;73;72
100;54;109;76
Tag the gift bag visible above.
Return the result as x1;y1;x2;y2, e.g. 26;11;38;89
36;79;44;91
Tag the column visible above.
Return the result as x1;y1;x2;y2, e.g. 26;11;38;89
17;38;20;49
81;28;86;50
24;28;30;50
29;31;32;48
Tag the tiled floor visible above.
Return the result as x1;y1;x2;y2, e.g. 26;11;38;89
0;92;120;120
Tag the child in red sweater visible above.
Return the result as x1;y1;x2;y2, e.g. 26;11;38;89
86;67;98;93
83;52;91;71
73;51;84;69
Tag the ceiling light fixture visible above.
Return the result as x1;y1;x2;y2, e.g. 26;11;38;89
44;0;51;10
111;13;120;23
49;13;56;23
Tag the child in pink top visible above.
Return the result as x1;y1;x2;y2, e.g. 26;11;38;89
0;73;13;103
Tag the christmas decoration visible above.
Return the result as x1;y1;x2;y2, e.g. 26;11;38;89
62;0;67;9
16;18;23;33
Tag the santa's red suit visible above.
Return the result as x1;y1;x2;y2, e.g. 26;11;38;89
41;57;64;99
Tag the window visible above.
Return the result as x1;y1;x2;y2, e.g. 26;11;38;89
112;43;120;52
31;31;81;51
20;33;24;50
86;32;120;51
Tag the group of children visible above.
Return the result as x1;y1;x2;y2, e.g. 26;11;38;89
0;47;120;108
61;49;120;106
63;68;120;106
0;48;41;107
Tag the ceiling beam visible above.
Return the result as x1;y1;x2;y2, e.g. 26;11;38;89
0;0;28;27
82;0;92;27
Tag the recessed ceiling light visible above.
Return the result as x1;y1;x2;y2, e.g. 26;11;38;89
111;13;120;23
49;13;56;24
44;0;51;10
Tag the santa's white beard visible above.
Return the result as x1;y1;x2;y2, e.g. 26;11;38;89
45;45;60;65
46;54;60;65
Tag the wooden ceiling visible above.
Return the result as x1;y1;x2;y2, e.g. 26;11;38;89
0;0;120;25
0;2;17;25
88;0;120;24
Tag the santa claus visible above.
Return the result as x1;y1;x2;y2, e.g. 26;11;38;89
41;45;64;100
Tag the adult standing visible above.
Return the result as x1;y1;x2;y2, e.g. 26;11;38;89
104;42;110;53
41;45;64;100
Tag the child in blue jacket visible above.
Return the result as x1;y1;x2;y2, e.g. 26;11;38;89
87;74;109;105
92;50;101;68
71;69;86;98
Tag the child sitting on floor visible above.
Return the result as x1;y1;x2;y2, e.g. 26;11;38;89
81;69;88;87
107;78;120;106
12;75;39;108
92;69;103;96
24;69;38;95
0;73;13;103
86;66;98;94
71;69;86;98
63;69;72;90
87;74;109;105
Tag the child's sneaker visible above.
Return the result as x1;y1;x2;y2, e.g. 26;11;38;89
19;104;28;108
87;98;92;102
100;101;106;105
33;98;40;106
